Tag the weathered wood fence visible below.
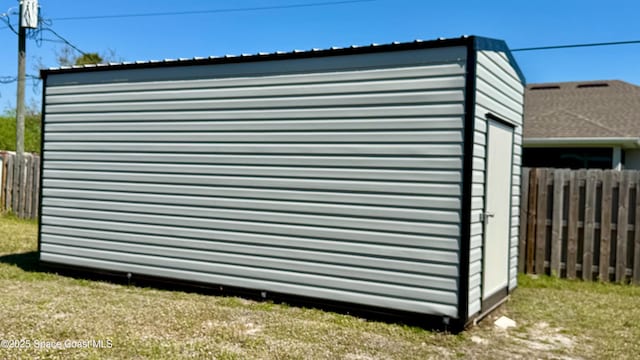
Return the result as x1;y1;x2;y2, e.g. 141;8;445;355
1;152;40;219
519;168;640;284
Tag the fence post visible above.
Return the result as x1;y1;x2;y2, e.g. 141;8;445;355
633;170;640;285
535;169;549;274
518;168;530;273
525;169;538;273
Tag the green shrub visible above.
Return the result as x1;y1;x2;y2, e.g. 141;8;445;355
0;115;41;153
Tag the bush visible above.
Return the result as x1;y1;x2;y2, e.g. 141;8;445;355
0;115;41;153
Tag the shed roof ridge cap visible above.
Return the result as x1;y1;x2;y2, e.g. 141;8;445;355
39;35;515;79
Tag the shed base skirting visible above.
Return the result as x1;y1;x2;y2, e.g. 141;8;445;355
40;261;467;333
474;288;510;324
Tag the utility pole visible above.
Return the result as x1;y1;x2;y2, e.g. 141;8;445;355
15;0;37;155
14;0;37;213
16;0;38;156
16;1;26;157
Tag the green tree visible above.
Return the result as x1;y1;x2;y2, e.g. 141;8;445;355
55;46;120;66
0;113;41;153
74;53;103;65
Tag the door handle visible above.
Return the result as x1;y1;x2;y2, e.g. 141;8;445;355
481;212;495;222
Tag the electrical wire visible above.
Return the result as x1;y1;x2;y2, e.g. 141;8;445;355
1;10;87;55
0;6;18;33
38;27;86;55
3;3;640;58
0;74;39;83
512;40;640;52
0;76;17;84
50;0;376;21
2;2;639;56
0;15;17;34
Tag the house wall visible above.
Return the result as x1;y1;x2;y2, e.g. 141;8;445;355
41;46;469;318
625;149;640;169
470;49;524;317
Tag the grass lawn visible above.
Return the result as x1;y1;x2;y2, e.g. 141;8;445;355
1;215;639;359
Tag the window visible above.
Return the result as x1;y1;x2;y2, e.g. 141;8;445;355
522;147;613;169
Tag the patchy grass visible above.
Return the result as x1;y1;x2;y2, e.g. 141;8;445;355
0;214;37;254
501;275;640;359
1;215;639;359
466;274;640;360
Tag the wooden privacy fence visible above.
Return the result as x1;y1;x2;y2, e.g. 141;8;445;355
519;168;640;284
1;152;40;219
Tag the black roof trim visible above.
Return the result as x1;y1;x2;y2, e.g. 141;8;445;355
40;35;521;80
474;36;526;84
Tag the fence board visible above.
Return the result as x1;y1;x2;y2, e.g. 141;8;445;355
599;171;613;282
32;156;40;219
21;155;31;219
24;156;33;218
634;171;640;285
526;169;538;273
0;153;40;219
566;170;581;279
5;155;13;212
12;154;21;215
518;167;530;273
616;171;630;282
583;170;598;280
535;168;549;274
0;156;6;209
550;170;565;276
520;168;640;286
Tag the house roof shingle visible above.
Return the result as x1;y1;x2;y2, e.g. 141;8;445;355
524;80;640;139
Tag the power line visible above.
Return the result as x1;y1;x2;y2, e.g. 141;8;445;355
511;40;640;52
0;15;17;34
2;10;87;55
39;27;87;55
50;0;376;21
3;7;640;57
0;74;39;84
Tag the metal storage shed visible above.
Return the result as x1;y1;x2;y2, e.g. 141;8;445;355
38;35;525;329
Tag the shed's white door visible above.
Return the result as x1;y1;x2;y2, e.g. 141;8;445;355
482;119;514;299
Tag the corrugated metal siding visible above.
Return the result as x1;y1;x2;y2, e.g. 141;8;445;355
41;47;468;318
468;50;524;317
